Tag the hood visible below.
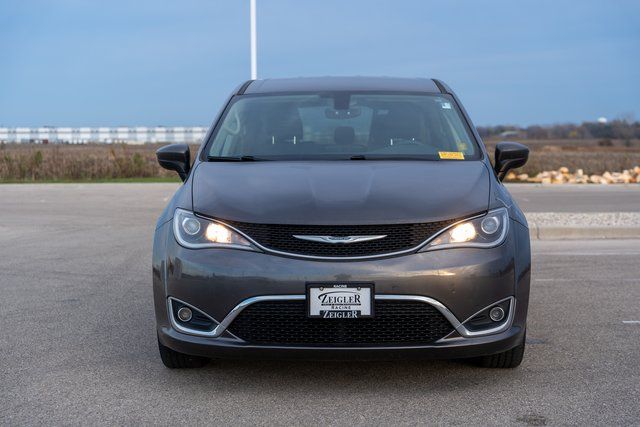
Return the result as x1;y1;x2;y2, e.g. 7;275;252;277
192;161;490;225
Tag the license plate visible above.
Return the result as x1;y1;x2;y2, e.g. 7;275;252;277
307;283;374;319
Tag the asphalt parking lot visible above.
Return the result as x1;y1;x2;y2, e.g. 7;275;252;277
507;183;640;212
1;184;639;425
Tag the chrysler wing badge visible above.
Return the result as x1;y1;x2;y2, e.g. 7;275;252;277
292;235;387;244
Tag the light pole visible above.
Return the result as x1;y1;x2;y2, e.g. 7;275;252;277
250;0;257;79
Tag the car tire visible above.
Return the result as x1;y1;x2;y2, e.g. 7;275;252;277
474;331;526;369
158;338;209;369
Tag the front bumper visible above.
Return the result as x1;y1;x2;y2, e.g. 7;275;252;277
153;219;531;360
158;322;525;361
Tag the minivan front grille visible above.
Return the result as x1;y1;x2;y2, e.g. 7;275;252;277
220;218;462;258
227;300;455;346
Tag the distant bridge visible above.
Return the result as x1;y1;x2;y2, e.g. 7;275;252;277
0;126;208;144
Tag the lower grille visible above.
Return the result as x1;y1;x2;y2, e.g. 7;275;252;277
227;300;454;346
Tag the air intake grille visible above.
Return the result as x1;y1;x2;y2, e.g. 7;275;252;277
220;218;463;258
227;300;454;346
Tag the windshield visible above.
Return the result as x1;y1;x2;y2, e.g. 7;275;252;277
205;92;480;160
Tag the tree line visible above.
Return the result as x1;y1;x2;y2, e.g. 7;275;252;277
477;120;640;140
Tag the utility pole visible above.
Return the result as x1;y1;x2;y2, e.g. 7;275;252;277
250;0;257;79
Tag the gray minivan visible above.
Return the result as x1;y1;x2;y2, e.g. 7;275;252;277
153;77;531;369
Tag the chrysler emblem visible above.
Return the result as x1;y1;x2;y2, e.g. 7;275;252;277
292;235;387;244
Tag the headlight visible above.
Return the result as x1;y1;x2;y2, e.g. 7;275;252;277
421;208;509;251
173;208;256;251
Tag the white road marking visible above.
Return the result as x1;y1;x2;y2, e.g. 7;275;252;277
535;278;638;282
535;251;640;256
622;321;640;324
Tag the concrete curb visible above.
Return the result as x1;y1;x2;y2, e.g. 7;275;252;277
529;224;640;240
526;212;640;240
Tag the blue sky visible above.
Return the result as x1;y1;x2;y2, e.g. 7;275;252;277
1;0;638;126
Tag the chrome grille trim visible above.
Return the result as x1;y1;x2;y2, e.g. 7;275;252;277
168;294;515;340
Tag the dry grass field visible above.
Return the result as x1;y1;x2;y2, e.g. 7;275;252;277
1;139;639;182
484;138;640;178
0;143;197;182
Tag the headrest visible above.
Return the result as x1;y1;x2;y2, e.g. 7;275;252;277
334;126;355;145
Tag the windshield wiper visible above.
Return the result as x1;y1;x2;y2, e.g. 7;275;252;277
207;155;264;162
349;154;437;161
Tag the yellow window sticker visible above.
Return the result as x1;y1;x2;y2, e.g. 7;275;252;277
439;151;465;160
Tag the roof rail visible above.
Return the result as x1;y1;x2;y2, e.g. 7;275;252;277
432;79;450;94
237;80;254;95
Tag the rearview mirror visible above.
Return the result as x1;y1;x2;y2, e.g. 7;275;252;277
494;141;529;181
325;108;361;119
156;144;190;181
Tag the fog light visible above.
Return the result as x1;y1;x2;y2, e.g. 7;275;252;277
489;306;505;322
177;307;193;322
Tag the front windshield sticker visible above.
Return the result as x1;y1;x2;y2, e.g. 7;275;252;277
441;102;452;109
439;151;465;160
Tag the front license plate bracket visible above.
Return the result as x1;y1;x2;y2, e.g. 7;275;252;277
306;282;374;319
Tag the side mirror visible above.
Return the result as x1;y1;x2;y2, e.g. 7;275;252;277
494;141;529;181
156;144;190;181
